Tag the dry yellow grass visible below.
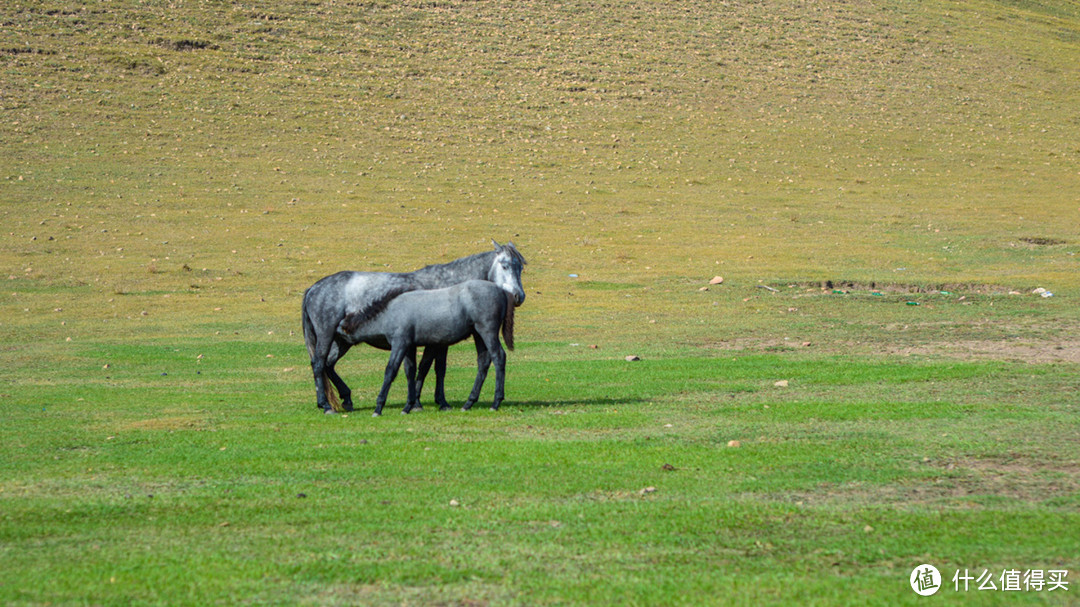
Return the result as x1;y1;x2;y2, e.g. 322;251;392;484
2;0;1078;350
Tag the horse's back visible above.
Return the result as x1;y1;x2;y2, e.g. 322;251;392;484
306;271;414;320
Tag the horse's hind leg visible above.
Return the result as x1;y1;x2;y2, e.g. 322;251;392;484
310;330;337;413
462;338;491;411
418;345;450;411
416;347;434;400
415;346;443;412
433;346;449;411
325;339;354;411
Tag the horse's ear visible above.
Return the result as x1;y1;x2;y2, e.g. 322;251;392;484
491;238;502;249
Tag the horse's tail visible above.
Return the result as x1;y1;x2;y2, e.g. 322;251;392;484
301;288;318;363
324;372;344;412
502;291;515;351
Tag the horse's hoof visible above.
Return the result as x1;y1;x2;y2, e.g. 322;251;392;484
439;406;452;412
323;409;337;415
372;412;381;417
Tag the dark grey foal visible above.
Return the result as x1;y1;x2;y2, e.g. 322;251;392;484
337;280;515;416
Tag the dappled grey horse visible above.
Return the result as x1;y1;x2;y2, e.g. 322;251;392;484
302;241;525;413
337;280;515;416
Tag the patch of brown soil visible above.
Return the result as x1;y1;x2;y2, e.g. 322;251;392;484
929;456;1080;502
705;336;1080;364
885;339;1080;364
761;456;1078;509
776;281;1029;295
122;415;207;431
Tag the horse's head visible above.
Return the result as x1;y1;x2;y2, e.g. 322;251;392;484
488;239;527;306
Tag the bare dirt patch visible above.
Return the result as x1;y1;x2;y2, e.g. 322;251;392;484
1019;237;1068;246
704;336;1080;363
886;339;1080;364
122;415;207;431
775;280;1029;295
929;456;1080;502
761;456;1078;509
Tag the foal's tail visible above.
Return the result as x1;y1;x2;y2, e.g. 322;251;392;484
502;291;515;351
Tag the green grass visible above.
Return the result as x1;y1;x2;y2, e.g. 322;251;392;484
2;341;1078;604
2;0;1080;604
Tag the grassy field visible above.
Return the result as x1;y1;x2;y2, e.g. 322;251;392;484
2;0;1079;604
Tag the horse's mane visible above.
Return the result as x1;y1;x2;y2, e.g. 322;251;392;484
503;242;527;267
411;242;527;280
339;286;412;335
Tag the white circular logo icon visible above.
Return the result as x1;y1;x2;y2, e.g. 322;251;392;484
910;564;942;596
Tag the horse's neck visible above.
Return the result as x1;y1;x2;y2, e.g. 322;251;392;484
409;252;491;289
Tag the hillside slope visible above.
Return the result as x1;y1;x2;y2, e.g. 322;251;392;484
2;0;1078;345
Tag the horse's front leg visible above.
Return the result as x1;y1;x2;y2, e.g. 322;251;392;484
463;340;491;411
374;344;407;417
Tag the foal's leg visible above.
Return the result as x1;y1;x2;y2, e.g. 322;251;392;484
488;339;507;411
374;343;408;417
402;346;419;414
462;338;491;411
433;346;450;411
